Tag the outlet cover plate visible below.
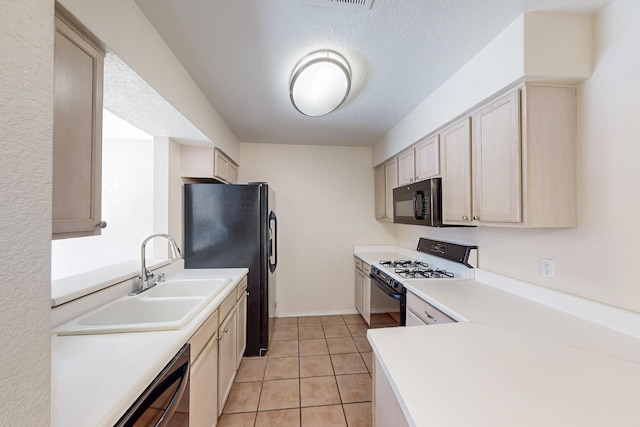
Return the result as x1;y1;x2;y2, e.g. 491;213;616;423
541;258;554;278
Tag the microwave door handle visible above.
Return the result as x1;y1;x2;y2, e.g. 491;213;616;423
413;191;425;220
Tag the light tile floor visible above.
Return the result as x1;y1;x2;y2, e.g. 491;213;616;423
217;313;398;427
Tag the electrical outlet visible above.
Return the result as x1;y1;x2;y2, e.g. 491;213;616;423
541;258;554;278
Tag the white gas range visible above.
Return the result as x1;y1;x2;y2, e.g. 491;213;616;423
368;238;477;326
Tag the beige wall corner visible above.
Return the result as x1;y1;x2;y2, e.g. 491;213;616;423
524;12;593;80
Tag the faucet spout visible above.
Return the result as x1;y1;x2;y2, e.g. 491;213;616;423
132;233;182;295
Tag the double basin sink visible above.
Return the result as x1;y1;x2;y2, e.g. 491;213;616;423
55;278;231;336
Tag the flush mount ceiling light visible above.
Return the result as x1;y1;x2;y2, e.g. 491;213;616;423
289;50;351;117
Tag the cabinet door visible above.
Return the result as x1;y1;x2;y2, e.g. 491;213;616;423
217;305;238;415
236;291;247;369
181;146;214;178
373;357;410;427
228;162;238;185
190;335;218;427
362;275;371;325
354;268;363;316
472;90;522;223
415;135;440;180
384;158;398;220
441;117;473;224
406;310;427;327
397;149;415;186
214;150;229;182
52;13;104;239
374;165;386;220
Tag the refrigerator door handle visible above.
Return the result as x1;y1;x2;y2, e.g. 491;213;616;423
268;211;278;273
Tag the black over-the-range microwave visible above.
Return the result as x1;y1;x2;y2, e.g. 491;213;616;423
392;178;445;226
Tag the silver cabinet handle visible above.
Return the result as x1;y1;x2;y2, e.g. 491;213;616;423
224;327;229;334
473;215;479;221
462;215;468;221
96;221;107;229
217;334;223;341
424;310;438;322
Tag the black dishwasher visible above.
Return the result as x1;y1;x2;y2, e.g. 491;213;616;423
114;344;190;427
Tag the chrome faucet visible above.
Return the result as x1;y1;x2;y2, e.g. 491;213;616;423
130;233;182;295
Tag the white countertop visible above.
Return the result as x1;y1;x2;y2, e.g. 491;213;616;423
369;323;640;427
403;279;640;363
356;245;640;426
50;267;248;427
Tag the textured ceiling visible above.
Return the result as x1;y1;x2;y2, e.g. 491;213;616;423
135;0;611;147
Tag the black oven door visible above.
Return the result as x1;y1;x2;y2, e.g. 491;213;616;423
370;275;407;326
393;179;442;226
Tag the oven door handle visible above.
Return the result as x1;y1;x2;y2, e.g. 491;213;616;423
370;275;401;301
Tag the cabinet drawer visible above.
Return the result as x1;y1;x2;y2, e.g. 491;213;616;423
354;257;363;271
188;309;218;362
407;292;455;325
237;276;248;301
363;263;371;276
220;285;238;322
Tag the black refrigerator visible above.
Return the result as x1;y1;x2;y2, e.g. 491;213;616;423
183;183;277;357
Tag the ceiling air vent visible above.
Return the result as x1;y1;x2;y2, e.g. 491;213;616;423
299;0;374;10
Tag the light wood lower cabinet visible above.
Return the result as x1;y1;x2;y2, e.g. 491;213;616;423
217;304;238;415
188;276;248;426
188;309;219;427
373;356;409;427
217;276;248;415
190;334;219;427
236;284;248;369
354;257;371;325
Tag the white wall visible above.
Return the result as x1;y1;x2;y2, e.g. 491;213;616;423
153;136;184;256
0;0;52;425
394;0;640;314
51;135;155;279
239;143;395;316
372;12;592;165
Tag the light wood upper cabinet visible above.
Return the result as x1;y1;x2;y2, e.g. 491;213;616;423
414;135;440;180
397;149;415;186
52;10;105;239
374;164;386;220
182;146;239;184
384;158;398;220
397;136;440;187
441;117;473;225
472;90;522;223
374;158;398;221
440;83;577;228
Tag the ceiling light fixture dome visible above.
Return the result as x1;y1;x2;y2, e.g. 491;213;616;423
289;50;351;117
